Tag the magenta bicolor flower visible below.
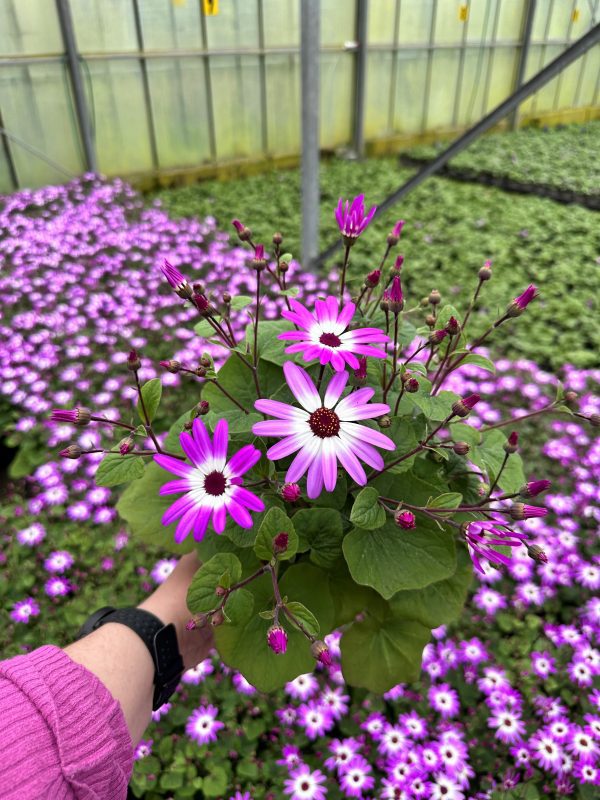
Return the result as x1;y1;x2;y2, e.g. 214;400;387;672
284;763;328;800
186;704;224;745
428;683;460;719
278;296;388;371
182;658;214;685
154;418;264;542
16;523;46;547
10;598;40;624
463;520;524;573
335;193;376;240
339;756;374;797
134;739;153;760
44;550;74;573
267;625;288;655
150;558;177;584
45;576;71;598
253;362;394;498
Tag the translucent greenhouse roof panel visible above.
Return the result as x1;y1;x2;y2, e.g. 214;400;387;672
69;0;139;54
0;0;63;56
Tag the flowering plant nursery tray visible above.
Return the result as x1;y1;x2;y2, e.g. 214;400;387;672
52;194;591;694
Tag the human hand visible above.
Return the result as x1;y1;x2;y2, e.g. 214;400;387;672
138;552;213;669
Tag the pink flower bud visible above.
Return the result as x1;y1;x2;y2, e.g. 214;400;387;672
311;640;332;666
365;269;381;288
127;349;141;371
452;394;480;418
273;532;289;555
51;407;91;426
267;625;288;655
394;510;416;530
510;503;548;520
161;260;193;299
521;479;551;498
281;483;301;503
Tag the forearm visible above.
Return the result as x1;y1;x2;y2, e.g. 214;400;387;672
64;552;207;745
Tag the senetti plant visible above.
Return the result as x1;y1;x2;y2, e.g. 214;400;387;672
51;194;587;695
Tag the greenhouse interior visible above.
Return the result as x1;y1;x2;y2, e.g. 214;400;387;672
0;1;599;799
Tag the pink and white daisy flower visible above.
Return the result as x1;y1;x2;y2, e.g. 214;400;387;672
154;418;264;542
339;756;374;797
43;550;74;573
10;598;40;624
335;193;377;240
278;296;388;371
150;558;177;584
185;704;224;745
182;658;214;685
284;764;328;800
253;362;394;498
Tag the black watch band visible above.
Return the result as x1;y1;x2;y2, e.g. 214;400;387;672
76;606;184;711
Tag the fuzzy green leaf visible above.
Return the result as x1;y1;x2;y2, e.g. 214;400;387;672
350;487;386;530
95;453;145;487
136;378;162;423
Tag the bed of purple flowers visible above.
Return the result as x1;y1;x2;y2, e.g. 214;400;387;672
1;176;599;799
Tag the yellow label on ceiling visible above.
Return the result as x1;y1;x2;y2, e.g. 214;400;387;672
202;0;219;14
458;4;469;22
172;0;187;6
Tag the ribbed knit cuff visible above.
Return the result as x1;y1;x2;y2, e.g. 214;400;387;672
0;645;133;798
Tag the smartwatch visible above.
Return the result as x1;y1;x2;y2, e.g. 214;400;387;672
76;606;184;711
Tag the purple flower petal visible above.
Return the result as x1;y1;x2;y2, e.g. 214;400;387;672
226;444;261;477
154;454;194;478
283;361;320;412
324;370;349;407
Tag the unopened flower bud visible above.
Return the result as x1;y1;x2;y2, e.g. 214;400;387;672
232;219;252;242
351;357;368;387
273;532;289;555
192;282;205;295
281;483;301;503
405;378;419;393
252;244;267;270
504;431;519;454
194;293;212;315
195;366;207;378
526;544;548;564
278;260;289;273
223;292;231;304
311;640;332;667
59;444;83;459
197;400;210;415
392;254;404;272
387;219;405;246
507;284;538;318
200;356;211;368
420;296;430;308
211;610;225;626
160;360;181;374
394;510;416;530
510;503;548;521
380;294;390;313
184;420;193;430
429;329;448;344
564;391;578;408
429;289;441;306
452;394;481;418
388;275;404;314
365;269;381;288
453;441;470;456
425;313;436;327
378;415;391;428
267;625;287;655
272;232;283;246
119;437;135;455
478;260;492;281
520;479;551;498
51;407;92;426
589;413;600;428
445;316;461;336
127;349;141;371
215;585;227;597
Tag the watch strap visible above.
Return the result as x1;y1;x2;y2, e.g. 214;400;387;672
76;606;184;711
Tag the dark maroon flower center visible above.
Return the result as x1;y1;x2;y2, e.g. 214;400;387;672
203;470;226;496
309;407;340;438
319;332;341;348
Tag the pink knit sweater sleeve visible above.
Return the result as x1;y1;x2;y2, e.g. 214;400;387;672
0;645;134;799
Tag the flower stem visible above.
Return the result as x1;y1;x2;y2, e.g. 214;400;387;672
134;370;163;453
367;414;453;481
485;451;510;499
90;415;136;432
206;379;249;414
252;270;263;398
480;402;558;433
338;245;352;309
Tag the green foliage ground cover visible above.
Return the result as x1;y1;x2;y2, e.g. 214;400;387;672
405;122;600;198
154;154;600;370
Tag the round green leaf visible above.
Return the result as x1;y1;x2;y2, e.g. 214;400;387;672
136;378;162;423
224;588;254;625
187;553;242;614
284;601;320;638
292;507;344;568
95;453;145;487
253;507;297;561
349;486;386;530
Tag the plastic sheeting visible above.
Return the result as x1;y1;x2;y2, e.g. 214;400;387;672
0;0;598;191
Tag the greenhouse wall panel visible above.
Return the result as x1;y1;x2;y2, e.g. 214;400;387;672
0;0;597;192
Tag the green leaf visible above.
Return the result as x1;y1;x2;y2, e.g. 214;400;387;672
230;294;253;310
470;429;526;493
202;766;228;798
340;606;430;692
215;564;334;691
95;453;145;487
411;390;460;422
194;319;219;338
427;492;463;514
313;472;348;510
160;770;184;790
224;588;254;625
280;252;293;262
202;353;287;413
246;319;295;366
223;495;284;548
350;487;386;530
292;507;344;568
253;507;298;561
203;409;262;438
116;462;192;552
285;601;320;637
388;546;473;628
187;553;242;614
136;378;162;423
343;518;456;599
280;287;300;297
458;353;496;373
451;421;481;447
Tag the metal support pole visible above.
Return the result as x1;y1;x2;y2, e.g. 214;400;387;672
0;109;19;190
55;0;97;172
510;0;537;128
353;0;368;157
315;21;600;266
132;0;159;170
300;0;320;269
